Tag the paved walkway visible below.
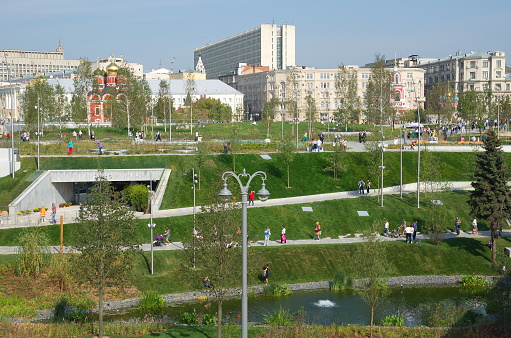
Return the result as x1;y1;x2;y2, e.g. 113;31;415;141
0;180;508;254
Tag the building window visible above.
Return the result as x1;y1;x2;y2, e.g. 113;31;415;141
470;72;476;80
506;84;510;91
482;71;489;79
496;71;502;78
482;60;488;68
495;84;502;91
407;73;413;78
320;73;330;79
496;60;502;68
306;73;313;79
470;61;476;68
469;84;474;90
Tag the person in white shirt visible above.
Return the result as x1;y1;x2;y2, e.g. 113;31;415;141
405;225;414;244
472;218;478;235
384;220;389;237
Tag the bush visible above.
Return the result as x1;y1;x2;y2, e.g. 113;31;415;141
137;290;165;316
263;307;306;326
263;283;291;297
460;276;489;287
203;313;217;326
123;184;149;211
179;311;199;325
382;314;404;327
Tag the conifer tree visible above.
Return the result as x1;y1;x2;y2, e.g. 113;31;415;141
468;130;511;264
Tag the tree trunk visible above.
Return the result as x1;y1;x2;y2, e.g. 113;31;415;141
287;165;290;188
99;281;104;338
217;299;223;338
370;305;374;338
491;234;497;265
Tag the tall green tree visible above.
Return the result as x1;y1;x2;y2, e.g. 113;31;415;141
305;92;318;138
114;67;152;129
70;59;94;122
194;97;232;122
335;65;360;130
183;198;242;338
425;82;455;127
154;80;171;131
364;55;394;125
468;130;511;264
352;222;391;337
19;77;56;131
185;72;197;135
71;175;141;338
54;83;68;130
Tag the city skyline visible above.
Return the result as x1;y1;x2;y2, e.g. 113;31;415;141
2;0;511;73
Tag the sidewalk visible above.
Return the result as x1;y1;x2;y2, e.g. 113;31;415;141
0;228;507;255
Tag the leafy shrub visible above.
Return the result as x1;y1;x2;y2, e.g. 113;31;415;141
382;315;404;327
16;227;51;278
461;276;488;287
53;297;89;323
203;313;218;326
123;184;149;211
263;307;306;326
179;311;199;324
263;283;291;297
137;290;165;315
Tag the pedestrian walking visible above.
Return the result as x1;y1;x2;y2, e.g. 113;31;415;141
281;225;287;243
454;216;461;235
358;179;365;194
264;226;271;246
384;219;389;237
39;206;47;223
412;220;418;241
472;217;478;235
405;224;414;243
96;141;103;155
366;179;371;194
165;226;171;245
262;264;270;285
248;190;255;206
68;140;73;155
314;222;322;240
51;203;57;224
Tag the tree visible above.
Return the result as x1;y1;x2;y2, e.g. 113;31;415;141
425;82;455;127
183;198;242;338
364;55;394;125
458;90;487;135
154;80;171;131
71;175;141;338
185;72;197;134
424;202;449;245
279;138;296;188
70;59;94;122
323;145;347;180
54;83;68;130
262;97;279;138
334;65;360;131
305;92;318;138
468;130;511;264
194;97;232;122
352;222;391;337
20;77;56;131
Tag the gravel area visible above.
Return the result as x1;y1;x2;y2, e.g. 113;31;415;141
26;274;497;322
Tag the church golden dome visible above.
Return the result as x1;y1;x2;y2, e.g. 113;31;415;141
106;62;119;74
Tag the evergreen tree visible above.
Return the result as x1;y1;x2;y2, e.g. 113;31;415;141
468;130;511;264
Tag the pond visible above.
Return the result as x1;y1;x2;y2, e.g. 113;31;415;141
102;285;489;327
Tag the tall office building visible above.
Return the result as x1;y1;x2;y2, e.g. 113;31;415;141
194;24;295;79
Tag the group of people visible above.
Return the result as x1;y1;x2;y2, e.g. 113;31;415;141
37;203;58;224
153;226;172;246
358;179;371;194
358;131;368;143
263;225;287;246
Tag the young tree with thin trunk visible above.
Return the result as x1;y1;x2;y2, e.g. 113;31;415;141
20;77;56;132
279;138;296;188
352;222;391;338
71;59;94;122
262;97;279;138
71;175;141;338
425;82;455;127
183;197;242;338
458;90;487;136
323;145;347;180
335;64;360;131
364;55;394;126
468;130;511;264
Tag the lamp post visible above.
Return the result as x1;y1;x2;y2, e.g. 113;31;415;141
147;183;155;275
400;125;403;198
36;96;41;170
280;82;285;140
191;168;198;267
415;82;425;209
218;169;270;338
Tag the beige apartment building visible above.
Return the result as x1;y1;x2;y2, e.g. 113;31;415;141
232;66;425;122
416;51;510;95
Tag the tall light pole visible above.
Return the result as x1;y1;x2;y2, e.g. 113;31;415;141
192;168;198;268
414;80;425;209
218;169;270;338
400;125;403;198
147;182;155;275
168;56;175;143
4;52;15;178
36;96;41;170
379;95;385;207
127;99;130;140
280;82;285;140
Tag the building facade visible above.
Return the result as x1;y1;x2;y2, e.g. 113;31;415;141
194;24;295;79
415;51;509;95
232;66;425;122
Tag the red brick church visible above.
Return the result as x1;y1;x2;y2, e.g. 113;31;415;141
88;61;127;123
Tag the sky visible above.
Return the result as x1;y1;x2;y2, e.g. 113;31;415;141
3;0;511;72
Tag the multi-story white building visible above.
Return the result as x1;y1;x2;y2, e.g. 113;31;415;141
194;24;296;79
232;65;425;122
